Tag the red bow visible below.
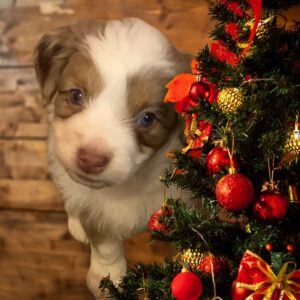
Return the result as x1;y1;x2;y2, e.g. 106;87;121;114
235;250;300;300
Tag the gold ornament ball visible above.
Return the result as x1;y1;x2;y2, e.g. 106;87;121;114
181;249;204;269
217;88;244;113
285;130;300;155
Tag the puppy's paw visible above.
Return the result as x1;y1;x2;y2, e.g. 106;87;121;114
87;261;125;299
68;217;89;244
87;269;111;299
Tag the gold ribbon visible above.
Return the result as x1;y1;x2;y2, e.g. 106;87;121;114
236;251;300;300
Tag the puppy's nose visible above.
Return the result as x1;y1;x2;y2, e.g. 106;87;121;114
77;147;110;174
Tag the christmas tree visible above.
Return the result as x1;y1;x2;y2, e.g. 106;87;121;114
101;0;300;299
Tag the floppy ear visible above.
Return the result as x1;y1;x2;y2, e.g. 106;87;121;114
168;44;192;75
33;20;107;105
176;51;193;74
33;26;75;105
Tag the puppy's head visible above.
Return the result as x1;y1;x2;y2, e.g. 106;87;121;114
34;18;190;189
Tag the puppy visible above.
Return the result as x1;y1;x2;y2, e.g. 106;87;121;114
33;18;190;298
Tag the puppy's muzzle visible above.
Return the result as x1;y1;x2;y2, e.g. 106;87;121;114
77;146;110;174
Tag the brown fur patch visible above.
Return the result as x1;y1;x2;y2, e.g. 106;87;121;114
53;92;83;118
33;19;106;105
127;70;178;149
53;52;103;118
126;43;191;150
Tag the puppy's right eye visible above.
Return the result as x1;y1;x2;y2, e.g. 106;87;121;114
69;89;84;105
137;112;156;128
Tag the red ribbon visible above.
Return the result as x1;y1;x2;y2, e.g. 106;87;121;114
239;0;263;58
212;0;263;66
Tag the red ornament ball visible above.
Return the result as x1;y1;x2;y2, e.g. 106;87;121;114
188;81;210;102
206;147;239;176
265;243;273;251
215;173;254;211
253;191;289;222
171;271;203;300
197;254;228;275
287;244;295;252
148;207;172;233
231;280;251;300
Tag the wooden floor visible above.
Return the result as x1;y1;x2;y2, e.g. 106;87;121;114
0;209;173;300
0;1;299;299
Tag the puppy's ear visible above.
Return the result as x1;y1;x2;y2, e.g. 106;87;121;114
169;47;193;75
33;26;75;105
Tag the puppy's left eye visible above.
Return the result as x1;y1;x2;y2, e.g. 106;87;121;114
69;89;84;105
137;112;156;128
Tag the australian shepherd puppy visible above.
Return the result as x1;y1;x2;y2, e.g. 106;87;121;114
33;18;190;298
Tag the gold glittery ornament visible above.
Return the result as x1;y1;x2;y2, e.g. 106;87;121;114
217;88;243;113
279;118;300;166
181;248;204;268
285;118;300;156
245;224;252;234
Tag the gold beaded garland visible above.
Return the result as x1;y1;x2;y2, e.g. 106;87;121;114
181;248;204;268
217;87;244;113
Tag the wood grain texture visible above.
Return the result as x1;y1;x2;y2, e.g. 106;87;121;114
0;209;93;300
0;209;171;300
0;140;48;179
0;0;214;65
0;68;47;138
0;179;62;211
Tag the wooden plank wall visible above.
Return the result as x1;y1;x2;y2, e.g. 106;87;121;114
0;1;299;299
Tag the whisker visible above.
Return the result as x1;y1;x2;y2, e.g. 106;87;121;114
119;117;135;126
